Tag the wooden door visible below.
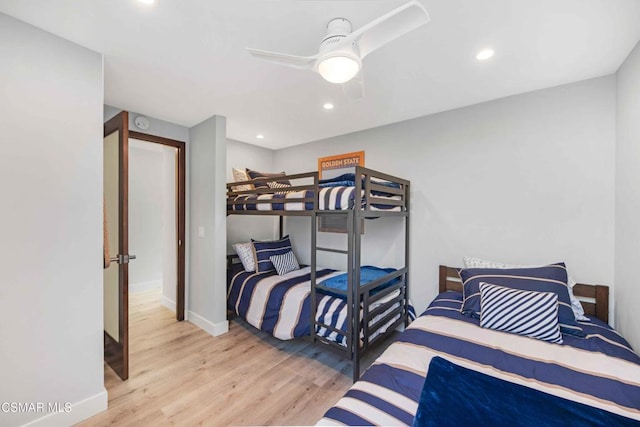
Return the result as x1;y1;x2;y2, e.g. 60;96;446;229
103;111;132;380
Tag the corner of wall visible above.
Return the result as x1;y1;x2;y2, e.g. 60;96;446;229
188;115;228;335
613;39;640;350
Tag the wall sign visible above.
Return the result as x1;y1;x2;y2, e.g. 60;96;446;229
318;151;365;179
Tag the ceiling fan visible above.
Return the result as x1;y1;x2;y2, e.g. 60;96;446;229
246;1;430;99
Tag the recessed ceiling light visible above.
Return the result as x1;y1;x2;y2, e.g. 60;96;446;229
476;48;495;61
256;134;264;140
137;0;154;4
323;103;334;110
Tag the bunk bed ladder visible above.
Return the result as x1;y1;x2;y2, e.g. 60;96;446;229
404;182;411;327
352;175;362;382
310;210;317;346
311;209;359;382
310;167;409;384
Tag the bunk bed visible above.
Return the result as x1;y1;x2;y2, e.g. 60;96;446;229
226;166;411;382
318;266;640;426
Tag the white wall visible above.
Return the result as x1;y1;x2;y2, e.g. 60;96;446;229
615;40;640;350
128;139;178;306
189;116;228;336
129;142;164;290
0;12;107;426
274;76;617;316
226;139;278;251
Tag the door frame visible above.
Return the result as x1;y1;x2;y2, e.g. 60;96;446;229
103;111;130;380
129;130;187;321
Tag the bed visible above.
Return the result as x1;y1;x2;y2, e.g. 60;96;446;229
227;263;413;347
226;166;411;382
227;169;406;213
318;266;640;426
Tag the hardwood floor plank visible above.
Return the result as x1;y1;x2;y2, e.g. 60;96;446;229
78;288;394;426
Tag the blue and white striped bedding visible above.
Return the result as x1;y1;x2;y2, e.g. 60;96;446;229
318;291;640;426
228;186;402;212
227;266;408;346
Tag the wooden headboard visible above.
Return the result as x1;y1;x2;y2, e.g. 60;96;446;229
438;265;610;324
227;253;241;270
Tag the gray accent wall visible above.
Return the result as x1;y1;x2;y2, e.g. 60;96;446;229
0;12;106;426
274;76;617;317
615;40;640;350
189;116;228;334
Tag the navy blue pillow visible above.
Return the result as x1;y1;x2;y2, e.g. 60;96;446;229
246;169;291;190
251;235;293;273
459;263;584;337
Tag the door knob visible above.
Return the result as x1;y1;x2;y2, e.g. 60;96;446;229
109;254;137;264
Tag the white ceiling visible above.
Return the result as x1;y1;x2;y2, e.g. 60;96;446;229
2;0;640;149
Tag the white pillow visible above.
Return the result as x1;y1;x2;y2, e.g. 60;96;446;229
233;242;255;272
231;168;254;193
463;256;587;321
269;250;300;276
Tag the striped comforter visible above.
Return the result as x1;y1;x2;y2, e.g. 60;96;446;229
228;186;401;212
318;291;640;426
227;266;407;346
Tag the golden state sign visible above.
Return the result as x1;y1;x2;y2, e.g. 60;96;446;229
318;151;365;178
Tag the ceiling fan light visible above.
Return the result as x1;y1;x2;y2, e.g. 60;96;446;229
318;56;360;84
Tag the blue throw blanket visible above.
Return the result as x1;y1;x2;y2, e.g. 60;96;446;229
319;173;401;197
412;356;639;427
320;266;399;297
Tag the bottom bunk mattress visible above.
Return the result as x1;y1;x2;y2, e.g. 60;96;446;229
318;291;640;426
227;266;412;346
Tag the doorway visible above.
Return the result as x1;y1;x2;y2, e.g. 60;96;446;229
129;130;186;324
103;112;186;381
128;134;185;320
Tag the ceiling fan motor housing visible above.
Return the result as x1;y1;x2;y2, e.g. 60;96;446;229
320;18;352;51
317;17;361;73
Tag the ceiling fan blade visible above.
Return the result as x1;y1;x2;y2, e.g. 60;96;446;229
246;48;318;70
342;72;364;99
345;0;430;59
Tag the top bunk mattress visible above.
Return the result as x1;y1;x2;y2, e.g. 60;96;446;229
228;186;402;212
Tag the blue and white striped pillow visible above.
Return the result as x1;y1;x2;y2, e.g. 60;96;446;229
251;235;292;273
480;282;563;344
267;181;293;195
269;250;300;275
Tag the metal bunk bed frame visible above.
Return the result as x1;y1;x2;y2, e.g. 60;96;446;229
226;166;410;382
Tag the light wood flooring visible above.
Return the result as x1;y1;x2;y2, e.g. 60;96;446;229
79;288;391;426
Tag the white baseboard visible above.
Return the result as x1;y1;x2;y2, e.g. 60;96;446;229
188;311;229;337
22;388;108;427
161;296;176;313
129;280;161;293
